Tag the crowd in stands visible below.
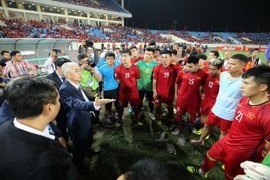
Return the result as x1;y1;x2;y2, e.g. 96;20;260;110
0;17;269;45
53;0;127;13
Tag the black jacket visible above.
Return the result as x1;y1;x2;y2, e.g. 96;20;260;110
0;121;77;180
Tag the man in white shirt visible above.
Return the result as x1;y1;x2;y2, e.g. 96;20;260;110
44;49;58;74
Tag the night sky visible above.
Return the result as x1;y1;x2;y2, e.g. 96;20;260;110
123;0;269;32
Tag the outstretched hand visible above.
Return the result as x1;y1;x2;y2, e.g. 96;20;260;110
95;97;116;106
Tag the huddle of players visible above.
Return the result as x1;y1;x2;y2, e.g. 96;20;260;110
97;47;270;179
101;47;224;137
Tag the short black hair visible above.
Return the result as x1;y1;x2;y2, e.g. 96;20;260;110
77;54;88;61
129;45;137;50
242;65;270;93
1;50;9;56
170;49;177;56
231;54;248;64
197;54;207;60
120;49;131;56
209;59;224;69
55;57;71;67
210;50;219;58
155;48;161;52
10;50;20;58
161;50;172;56
145;47;155;54
4;77;58;119
105;51;115;59
186;55;199;64
124;159;168;180
0;58;8;66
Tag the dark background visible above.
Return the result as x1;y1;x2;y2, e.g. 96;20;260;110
122;0;269;32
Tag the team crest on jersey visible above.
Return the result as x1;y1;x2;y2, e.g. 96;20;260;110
247;112;255;120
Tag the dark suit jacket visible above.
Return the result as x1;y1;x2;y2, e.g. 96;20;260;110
46;71;68;138
46;71;63;90
59;80;95;143
0;121;77;180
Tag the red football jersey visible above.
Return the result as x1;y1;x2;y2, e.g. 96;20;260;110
225;98;270;153
131;56;144;64
153;64;178;99
176;69;207;104
174;63;182;73
203;74;220;104
115;64;140;90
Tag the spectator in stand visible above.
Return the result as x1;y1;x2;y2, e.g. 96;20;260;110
187;65;270;180
152;50;178;123
136;47;158;122
1;50;10;60
173;56;208;135
130;45;144;64
3;50;37;79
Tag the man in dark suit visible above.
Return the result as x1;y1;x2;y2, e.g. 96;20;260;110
60;62;115;173
46;57;71;144
0;77;77;180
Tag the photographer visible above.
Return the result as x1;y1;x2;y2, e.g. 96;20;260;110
78;54;101;98
78;54;103;127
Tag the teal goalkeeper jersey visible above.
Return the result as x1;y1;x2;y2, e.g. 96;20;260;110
136;60;158;91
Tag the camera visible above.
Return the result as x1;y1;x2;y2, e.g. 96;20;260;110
87;60;96;67
85;40;94;48
52;48;62;54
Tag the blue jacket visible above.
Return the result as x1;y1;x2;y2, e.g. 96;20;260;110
59;80;95;143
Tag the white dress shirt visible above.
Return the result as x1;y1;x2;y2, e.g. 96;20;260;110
13;118;55;140
68;80;100;110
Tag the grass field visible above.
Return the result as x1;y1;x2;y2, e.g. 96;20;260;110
80;105;225;180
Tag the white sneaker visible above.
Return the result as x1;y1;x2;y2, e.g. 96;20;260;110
150;113;156;120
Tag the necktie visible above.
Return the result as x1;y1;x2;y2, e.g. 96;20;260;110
61;77;65;83
78;87;85;100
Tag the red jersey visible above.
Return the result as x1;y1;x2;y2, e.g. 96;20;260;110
131;56;144;64
225;98;270;153
201;61;209;73
203;74;220;105
115;64;140;91
173;63;182;73
176;69;207;104
153;64;178;100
